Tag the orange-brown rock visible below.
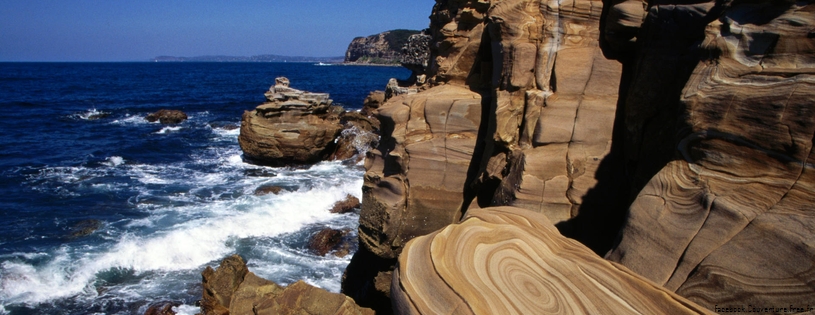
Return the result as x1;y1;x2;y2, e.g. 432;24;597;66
606;0;815;309
199;255;373;315
239;77;343;165
359;84;483;260
392;206;714;315
330;194;361;214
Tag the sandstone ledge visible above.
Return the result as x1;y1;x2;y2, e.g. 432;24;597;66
392;206;714;315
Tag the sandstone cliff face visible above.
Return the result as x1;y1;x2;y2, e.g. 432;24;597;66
345;30;422;65
345;0;815;312
605;0;815;309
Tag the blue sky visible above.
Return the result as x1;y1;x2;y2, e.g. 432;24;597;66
0;1;436;61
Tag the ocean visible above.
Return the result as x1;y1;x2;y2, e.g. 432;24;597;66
0;62;409;315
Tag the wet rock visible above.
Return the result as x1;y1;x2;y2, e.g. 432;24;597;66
308;228;349;257
68;219;103;238
143;301;179;315
253;185;284;196
330;194;361;214
146;109;188;124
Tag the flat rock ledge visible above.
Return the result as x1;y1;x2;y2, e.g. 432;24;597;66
199;254;373;315
392;206;714;315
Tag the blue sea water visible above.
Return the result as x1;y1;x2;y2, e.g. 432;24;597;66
0;62;409;315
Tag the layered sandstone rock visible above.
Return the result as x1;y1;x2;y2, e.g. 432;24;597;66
345;0;815;312
358;84;483;260
606;0;815;309
392;206;714;314
199;255;373;315
239;77;375;165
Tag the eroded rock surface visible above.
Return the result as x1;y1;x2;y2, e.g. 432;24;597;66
239;77;376;165
392;206;713;315
199;255;373;315
606;0;815;309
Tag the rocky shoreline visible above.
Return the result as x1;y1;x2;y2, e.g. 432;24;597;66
191;0;815;314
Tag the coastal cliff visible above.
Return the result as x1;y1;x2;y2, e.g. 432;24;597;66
344;30;423;65
342;0;815;313
190;0;815;314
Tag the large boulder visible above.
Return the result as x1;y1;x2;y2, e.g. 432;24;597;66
199;255;373;315
238;77;344;165
392;206;713;314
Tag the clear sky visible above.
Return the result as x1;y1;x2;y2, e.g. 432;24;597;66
0;0;436;61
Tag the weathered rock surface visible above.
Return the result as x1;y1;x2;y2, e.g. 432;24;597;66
359;84;483;260
199;255;373;315
308;228;351;257
605;0;815;310
400;32;432;79
345;30;422;65
342;0;815;313
146;109;187;124
330;194;361;214
392;206;713;315
239;77;376;165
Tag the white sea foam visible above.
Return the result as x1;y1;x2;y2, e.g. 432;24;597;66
103;156;125;167
1;160;363;307
155;126;183;134
74;108;111;120
174;304;201;315
110;114;148;125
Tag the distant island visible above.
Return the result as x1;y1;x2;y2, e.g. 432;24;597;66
151;54;345;63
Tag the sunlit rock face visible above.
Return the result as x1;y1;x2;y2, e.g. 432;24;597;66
346;0;815;312
607;0;815;309
392;206;714;315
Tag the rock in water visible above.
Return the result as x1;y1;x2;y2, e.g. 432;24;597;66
392;206;714;315
308;228;344;256
238;77;343;165
145;109;187;124
330;194;361;214
199;255;373;315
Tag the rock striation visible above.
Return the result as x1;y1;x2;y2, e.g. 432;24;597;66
392;206;714;315
199;255;373;315
345;30;422;65
343;0;815;312
239;77;376;165
604;0;815;310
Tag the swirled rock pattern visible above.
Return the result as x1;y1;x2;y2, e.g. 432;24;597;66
607;0;815;310
392;206;714;315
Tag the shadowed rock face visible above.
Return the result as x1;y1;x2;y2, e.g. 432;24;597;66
392;206;714;315
606;0;815;309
